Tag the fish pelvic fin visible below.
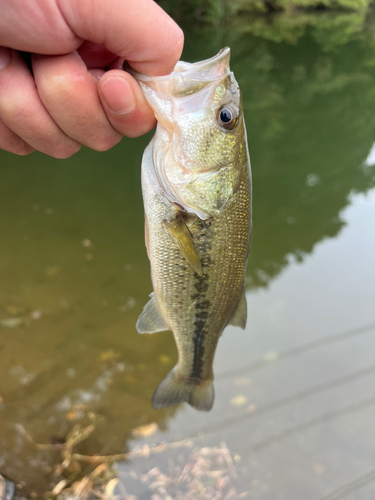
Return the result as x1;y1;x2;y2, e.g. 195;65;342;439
152;368;214;412
136;293;168;334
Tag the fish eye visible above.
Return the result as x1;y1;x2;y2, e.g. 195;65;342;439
217;105;239;131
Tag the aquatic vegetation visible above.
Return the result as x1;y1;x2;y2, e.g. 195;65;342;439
13;416;246;500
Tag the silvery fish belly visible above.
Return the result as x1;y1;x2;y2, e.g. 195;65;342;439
134;47;252;411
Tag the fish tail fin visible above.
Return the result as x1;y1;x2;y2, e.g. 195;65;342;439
152;368;214;412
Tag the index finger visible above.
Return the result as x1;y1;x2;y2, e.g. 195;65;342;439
59;0;184;75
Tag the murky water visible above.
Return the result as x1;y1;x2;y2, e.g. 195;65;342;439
1;11;375;499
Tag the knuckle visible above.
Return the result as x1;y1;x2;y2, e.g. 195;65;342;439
5;142;34;155
0;123;34;155
15;145;35;156
90;132;122;152
52;143;81;159
119;116;156;139
36;72;79;106
0;91;30;122
123;128;143;139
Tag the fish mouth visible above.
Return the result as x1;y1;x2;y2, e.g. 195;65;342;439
129;47;231;97
134;47;230;81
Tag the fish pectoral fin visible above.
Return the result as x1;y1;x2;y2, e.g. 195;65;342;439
229;288;247;329
136;293;168;334
165;217;202;276
152;368;214;412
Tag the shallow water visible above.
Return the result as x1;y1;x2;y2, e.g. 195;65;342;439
1;11;375;499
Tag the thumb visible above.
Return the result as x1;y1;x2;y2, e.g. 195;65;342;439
0;0;183;76
59;0;184;75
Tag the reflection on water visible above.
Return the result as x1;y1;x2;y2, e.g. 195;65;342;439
1;11;375;498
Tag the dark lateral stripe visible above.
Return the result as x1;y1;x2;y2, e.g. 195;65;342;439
191;315;206;378
190;225;212;379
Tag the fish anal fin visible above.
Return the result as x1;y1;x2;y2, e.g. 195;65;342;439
165;217;202;275
152;369;214;412
136;293;168;334
229;288;247;329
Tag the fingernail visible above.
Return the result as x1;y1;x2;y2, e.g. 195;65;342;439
101;76;136;115
0;47;11;71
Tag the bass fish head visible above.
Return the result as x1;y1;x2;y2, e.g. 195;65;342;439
133;48;247;219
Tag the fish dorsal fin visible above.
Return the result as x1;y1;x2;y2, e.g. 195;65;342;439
136;293;168;334
165;217;202;275
229;288;247;329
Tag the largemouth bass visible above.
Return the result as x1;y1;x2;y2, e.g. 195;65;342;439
134;47;252;411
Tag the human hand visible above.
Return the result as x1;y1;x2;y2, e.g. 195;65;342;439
0;0;183;157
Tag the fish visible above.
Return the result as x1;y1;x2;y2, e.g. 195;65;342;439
133;47;252;411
